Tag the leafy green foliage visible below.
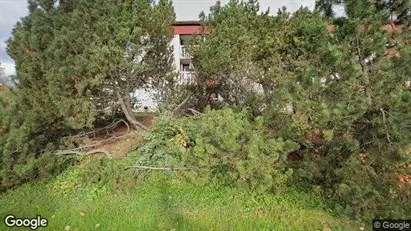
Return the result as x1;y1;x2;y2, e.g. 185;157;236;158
0;91;72;190
333;157;411;219
136;113;189;166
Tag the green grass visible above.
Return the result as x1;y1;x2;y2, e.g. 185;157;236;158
0;170;358;231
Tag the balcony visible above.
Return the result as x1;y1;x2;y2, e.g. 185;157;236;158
180;46;192;59
180;71;194;84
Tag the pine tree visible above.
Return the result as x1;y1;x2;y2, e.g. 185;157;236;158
191;0;411;219
315;0;411;25
1;0;176;190
7;0;176;131
0;63;6;86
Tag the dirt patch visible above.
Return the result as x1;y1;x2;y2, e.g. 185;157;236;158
85;115;154;157
97;133;144;157
136;113;156;128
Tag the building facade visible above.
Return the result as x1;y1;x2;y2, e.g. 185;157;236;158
171;21;201;85
133;21;201;112
134;22;410;112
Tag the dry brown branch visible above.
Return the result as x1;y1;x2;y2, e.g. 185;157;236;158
55;149;112;157
63;118;131;141
54;150;84;156
86;149;112;156
52;119;136;157
124;165;189;171
172;93;193;116
70;132;141;151
187;108;204;116
380;108;393;144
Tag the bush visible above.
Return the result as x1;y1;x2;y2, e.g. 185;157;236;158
333;157;411;220
135;108;299;193
136;113;190;167
0;90;74;191
48;166;85;197
77;156;139;193
290;146;411;220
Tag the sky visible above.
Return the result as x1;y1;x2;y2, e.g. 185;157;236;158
0;0;316;76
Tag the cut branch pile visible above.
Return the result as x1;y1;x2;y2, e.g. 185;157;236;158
54;118;139;157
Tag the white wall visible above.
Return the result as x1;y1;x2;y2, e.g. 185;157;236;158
132;35;181;112
132;88;159;112
172;35;181;73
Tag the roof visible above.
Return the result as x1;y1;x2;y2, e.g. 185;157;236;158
173;21;201;26
172;21;207;35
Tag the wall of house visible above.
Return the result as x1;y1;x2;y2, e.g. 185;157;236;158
132;88;158;112
132;23;202;112
132;34;182;112
171;34;181;73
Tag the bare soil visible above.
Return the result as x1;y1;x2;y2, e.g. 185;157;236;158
87;114;154;157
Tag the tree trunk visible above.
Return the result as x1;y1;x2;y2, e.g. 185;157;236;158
116;90;148;131
124;91;136;114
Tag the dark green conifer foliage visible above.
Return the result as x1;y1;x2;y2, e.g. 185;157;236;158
316;0;411;25
1;0;176;190
189;0;411;219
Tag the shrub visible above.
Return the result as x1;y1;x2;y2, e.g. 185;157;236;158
135;108;299;193
135;113;190;167
77;156;139;193
290;146;411;220
48;166;85;197
333;157;411;219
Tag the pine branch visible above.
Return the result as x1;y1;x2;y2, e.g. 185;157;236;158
188;108;204;116
172;93;193;116
380;108;393;144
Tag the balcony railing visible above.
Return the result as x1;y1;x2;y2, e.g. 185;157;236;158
180;46;192;59
180;71;194;84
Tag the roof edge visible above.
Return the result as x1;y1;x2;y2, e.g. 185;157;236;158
173;21;201;26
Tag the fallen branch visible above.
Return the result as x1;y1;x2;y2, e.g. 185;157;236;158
187;108;204;116
54;150;84;156
68;118;129;139
70;131;140;151
380;108;393;144
172;93;193;116
55;149;112;157
86;149;112;156
124;165;189;171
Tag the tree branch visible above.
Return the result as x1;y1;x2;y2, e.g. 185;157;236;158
380;108;393;144
188;108;204;116
55;149;112;156
116;90;148;131
70;132;140;151
124;165;189;171
172;93;193;116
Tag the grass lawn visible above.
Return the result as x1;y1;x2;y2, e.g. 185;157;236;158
0;170;359;231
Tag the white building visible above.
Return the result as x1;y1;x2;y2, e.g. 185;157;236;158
133;21;201;112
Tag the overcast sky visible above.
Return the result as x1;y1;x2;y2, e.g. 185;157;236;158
0;0;315;75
